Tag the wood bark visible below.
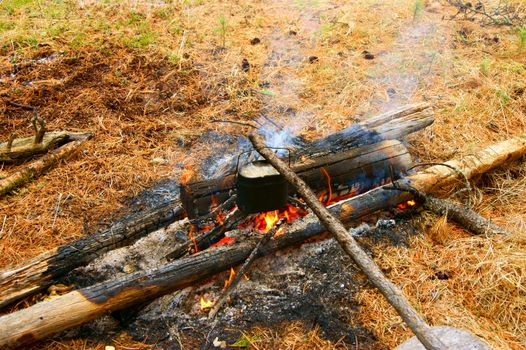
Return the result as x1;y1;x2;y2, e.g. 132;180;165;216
250;133;448;350
0;202;184;310
0;134;525;348
0;133;93;197
182;139;413;218
423;196;509;236
0;131;93;164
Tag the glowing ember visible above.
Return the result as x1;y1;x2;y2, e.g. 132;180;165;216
200;296;214;309
210;236;236;247
223;267;236;290
397;200;417;210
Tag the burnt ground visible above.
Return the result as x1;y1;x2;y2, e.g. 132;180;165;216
55;201;419;350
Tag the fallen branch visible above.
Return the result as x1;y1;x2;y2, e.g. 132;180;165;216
0;134;524;347
0;134;93;197
250;133;448;350
424;196;509;236
1;131;92;164
391;181;509;236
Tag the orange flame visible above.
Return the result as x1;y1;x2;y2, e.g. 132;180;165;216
188;225;199;253
200;296;214;309
254;210;279;232
223;267;236;290
181;168;194;186
320;167;332;205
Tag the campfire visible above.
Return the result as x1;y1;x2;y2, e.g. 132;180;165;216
0;103;520;350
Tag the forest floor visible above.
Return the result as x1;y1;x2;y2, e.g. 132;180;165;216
1;0;525;349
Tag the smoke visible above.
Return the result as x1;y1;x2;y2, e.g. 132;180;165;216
367;19;448;113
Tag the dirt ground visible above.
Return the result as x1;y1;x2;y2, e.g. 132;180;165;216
1;0;526;349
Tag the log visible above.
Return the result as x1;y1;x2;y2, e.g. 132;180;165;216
1;134;525;348
182;139;413;218
250;133;448;350
0;139;410;308
182;104;432;219
0;131;93;164
0;133;93;197
0;202;185;310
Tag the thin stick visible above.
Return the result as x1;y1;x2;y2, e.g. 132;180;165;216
208;217;287;319
249;133;449;350
210;119;258;129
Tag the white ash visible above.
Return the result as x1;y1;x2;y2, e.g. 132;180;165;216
78;218;189;281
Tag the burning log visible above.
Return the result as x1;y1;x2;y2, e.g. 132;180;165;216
249;133;448;350
0;202;184;310
0;134;525;348
183;139;412;218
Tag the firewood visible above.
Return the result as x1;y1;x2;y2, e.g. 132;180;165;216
0;131;93;164
0;202;184;310
250;133;448;350
182;139;412;218
0;133;93;197
0;134;525;348
182;103;432;219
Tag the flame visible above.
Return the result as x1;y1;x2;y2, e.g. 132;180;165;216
254;210;279;232
223;267;236;290
320;167;332;205
188;225;199;253
210;195;225;224
181;168;194;186
200;296;214;309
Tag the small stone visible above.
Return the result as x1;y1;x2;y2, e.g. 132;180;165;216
105;346;116;350
213;337;227;348
395;326;491;350
250;37;261;45
435;270;450;280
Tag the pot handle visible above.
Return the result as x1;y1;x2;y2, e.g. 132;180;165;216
235;147;291;175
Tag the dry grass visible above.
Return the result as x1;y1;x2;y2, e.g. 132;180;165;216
1;0;526;349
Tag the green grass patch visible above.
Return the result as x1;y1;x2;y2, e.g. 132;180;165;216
123;32;156;49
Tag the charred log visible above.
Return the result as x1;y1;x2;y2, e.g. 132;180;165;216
0;202;184;310
1;133;525;348
182;140;413;218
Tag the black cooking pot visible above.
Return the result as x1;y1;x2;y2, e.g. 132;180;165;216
236;160;288;214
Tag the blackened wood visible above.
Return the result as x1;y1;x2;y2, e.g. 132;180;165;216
165;208;245;261
183;140;413;218
2;133;526;348
250;133;448;350
0;202;184;310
